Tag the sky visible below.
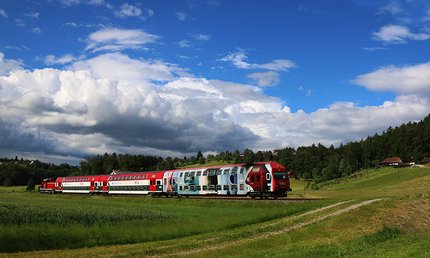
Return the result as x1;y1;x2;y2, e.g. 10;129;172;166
1;0;430;165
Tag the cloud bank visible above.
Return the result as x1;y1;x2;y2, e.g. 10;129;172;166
1;49;429;163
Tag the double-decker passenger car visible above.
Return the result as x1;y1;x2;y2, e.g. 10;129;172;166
56;175;109;194
107;171;164;195
169;161;290;198
40;161;291;198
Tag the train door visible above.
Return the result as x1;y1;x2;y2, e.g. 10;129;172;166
208;169;217;191
238;167;246;194
229;167;238;195
163;172;172;193
156;179;162;192
94;181;102;192
55;179;62;192
149;179;155;192
221;168;230;195
171;172;178;192
149;174;156;192
228;174;237;195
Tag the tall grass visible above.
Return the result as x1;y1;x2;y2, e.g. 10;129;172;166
0;202;170;225
0;192;326;252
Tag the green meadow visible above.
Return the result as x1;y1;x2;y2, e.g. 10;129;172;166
1;166;429;257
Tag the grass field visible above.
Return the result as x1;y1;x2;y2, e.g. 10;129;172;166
1;166;429;257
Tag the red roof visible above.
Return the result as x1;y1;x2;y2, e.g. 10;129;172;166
380;157;403;164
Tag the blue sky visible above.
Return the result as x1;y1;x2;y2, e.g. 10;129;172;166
1;0;430;164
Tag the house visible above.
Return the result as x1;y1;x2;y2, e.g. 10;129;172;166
380;157;403;166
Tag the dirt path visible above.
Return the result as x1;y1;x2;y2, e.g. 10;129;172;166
145;200;353;256
157;198;384;257
260;199;354;229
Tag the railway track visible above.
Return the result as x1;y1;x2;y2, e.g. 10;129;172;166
180;196;324;201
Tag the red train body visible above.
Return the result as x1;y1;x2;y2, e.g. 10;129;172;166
39;178;56;193
40;162;291;198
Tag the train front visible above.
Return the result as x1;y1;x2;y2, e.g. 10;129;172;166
269;162;292;197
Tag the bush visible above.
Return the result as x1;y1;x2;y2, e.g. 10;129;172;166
26;178;35;192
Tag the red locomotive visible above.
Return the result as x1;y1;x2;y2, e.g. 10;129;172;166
39;178;56;193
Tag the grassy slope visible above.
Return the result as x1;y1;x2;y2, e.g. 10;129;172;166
2;166;430;257
313;166;430;198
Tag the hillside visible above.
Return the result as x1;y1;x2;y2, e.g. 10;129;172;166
1;166;429;257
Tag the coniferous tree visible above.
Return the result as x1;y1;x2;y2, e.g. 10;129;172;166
196;151;204;160
26;178;35;191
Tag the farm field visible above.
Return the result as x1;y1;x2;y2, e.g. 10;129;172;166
1;166;430;257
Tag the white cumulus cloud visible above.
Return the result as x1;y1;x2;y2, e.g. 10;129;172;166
86;28;159;52
220;49;295;71
71;52;188;82
353;61;430;95
0;52;23;75
114;3;153;19
373;24;430;44
115;3;141;17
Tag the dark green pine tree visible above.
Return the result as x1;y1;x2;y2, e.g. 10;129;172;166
26;178;35;192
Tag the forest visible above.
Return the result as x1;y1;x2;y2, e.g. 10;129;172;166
1;113;429;186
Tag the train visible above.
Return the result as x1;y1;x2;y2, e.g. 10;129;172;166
39;161;292;198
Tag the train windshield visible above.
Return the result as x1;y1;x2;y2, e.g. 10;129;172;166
274;172;287;180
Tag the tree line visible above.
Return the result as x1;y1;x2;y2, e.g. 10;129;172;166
2;114;430;186
0;157;78;187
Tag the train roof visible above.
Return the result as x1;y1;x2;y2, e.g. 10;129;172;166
164;161;282;172
55;161;285;180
